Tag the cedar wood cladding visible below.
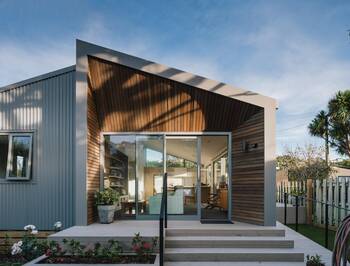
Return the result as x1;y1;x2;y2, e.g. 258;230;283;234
87;80;101;224
232;111;264;224
87;56;265;224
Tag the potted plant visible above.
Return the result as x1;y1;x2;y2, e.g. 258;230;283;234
95;188;119;224
306;254;325;266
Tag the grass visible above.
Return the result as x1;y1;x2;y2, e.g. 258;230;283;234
287;224;336;251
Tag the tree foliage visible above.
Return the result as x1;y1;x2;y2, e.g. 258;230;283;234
309;90;350;157
277;144;333;181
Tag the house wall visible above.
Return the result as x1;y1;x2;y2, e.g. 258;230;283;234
232;111;265;224
86;57;267;224
0;69;75;230
87;83;101;224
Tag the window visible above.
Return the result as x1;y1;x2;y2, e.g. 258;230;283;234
0;133;33;180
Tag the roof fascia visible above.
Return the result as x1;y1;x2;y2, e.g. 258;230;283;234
0;65;76;93
76;39;277;109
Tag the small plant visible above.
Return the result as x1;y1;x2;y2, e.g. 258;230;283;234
62;239;85;256
95;188;119;206
306;254;325;266
10;224;48;260
131;233;158;262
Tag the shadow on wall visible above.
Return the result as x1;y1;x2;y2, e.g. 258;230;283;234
0;72;75;230
86;56;261;132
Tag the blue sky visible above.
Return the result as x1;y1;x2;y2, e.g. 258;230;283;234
1;0;350;158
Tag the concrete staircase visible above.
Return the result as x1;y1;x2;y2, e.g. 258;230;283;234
164;227;304;263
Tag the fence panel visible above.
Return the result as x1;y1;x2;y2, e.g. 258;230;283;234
276;178;350;226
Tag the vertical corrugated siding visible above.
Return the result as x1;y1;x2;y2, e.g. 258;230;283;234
0;71;75;230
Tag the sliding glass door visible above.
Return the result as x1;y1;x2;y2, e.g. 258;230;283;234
102;133;230;221
136;135;164;216
165;136;198;217
200;135;230;221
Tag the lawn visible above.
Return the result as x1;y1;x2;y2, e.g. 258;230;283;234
287;224;336;251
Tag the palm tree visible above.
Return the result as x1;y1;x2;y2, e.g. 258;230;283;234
309;90;350;159
308;110;329;164
328;91;350;157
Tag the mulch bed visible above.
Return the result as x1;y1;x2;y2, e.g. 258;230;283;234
40;255;156;264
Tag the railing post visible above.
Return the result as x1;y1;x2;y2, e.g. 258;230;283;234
325;202;329;249
164;173;168;229
284;192;287;225
159;217;164;266
295;195;299;232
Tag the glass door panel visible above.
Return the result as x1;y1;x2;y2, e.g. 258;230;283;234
136;135;164;216
104;135;136;218
166;136;198;216
200;135;229;220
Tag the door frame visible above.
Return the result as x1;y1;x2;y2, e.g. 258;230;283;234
100;132;232;221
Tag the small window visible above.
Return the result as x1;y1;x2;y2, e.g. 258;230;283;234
0;133;33;181
0;135;9;178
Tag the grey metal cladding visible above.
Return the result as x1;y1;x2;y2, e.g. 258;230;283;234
0;70;75;230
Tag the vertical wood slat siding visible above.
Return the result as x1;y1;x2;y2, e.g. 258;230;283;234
87;81;101;224
87;56;260;132
0;71;75;230
87;57;264;224
232;111;265;224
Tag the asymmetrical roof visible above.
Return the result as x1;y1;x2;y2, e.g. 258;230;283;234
76;40;277;109
1;39;277;110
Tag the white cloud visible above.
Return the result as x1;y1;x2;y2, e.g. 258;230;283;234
1;11;349;160
0;41;74;87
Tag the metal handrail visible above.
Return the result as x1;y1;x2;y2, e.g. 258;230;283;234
159;172;168;266
283;192;350;212
283;192;350;249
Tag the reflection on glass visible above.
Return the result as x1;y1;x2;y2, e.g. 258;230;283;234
136;135;163;215
200;135;228;220
104;135;136;217
9;136;31;178
166;137;197;215
0;135;9;178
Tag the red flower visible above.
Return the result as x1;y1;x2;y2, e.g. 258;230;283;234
143;242;151;250
46;249;52;257
132;245;140;252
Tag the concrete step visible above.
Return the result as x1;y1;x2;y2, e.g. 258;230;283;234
165;262;306;266
165;248;304;262
165;236;294;248
166;228;285;237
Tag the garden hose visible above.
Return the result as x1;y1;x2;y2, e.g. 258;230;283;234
332;214;350;266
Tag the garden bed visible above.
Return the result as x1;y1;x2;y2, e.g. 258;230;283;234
25;254;158;265
0;254;26;265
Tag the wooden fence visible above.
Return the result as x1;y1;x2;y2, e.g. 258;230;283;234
276;178;350;227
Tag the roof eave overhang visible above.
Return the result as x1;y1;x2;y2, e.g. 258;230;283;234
76;39;277;109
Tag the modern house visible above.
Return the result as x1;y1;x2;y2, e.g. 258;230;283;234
0;40;277;230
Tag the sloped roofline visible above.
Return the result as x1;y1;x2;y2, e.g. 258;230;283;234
0;65;75;93
76;39;277;109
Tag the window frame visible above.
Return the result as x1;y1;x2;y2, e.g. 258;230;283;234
3;133;33;181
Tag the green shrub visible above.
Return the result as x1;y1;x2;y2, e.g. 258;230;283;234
94;188;119;205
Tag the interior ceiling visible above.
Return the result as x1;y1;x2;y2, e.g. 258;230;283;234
144;136;227;166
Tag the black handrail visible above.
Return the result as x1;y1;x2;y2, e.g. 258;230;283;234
283;192;350;249
159;172;168;266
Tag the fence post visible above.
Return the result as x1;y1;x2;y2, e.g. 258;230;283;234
284;192;287;225
295;195;299;232
325;202;328;249
306;179;313;224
